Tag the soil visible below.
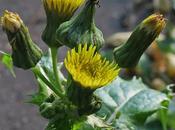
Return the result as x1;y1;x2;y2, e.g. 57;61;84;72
0;0;132;129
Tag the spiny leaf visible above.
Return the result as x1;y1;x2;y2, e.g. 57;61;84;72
95;77;170;129
28;78;50;106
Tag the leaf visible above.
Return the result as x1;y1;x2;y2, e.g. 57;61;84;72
115;114;141;130
45;111;109;130
72;120;95;130
86;115;109;129
45;116;95;130
38;50;66;87
72;115;111;130
0;51;15;77
95;77;169;129
28;77;50;106
46;115;72;130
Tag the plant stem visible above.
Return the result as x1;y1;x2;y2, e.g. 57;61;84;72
50;47;64;92
160;108;168;130
32;67;64;98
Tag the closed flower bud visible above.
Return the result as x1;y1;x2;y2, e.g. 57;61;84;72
64;44;120;115
1;10;43;69
1;10;22;32
56;0;104;50
113;14;166;68
42;0;85;47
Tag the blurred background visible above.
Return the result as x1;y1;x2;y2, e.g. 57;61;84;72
0;0;175;129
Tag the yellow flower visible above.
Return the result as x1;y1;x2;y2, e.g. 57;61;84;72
64;44;120;89
43;0;85;20
141;13;166;36
1;10;23;32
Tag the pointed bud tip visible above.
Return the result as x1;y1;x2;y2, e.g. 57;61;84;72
1;10;23;32
142;13;166;35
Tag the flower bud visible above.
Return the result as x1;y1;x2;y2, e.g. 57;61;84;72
64;44;120;115
56;0;104;50
42;0;85;47
1;10;43;69
113;14;166;68
1;10;22;32
40;102;56;119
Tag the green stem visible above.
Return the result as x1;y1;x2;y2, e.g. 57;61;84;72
32;67;64;98
160;108;168;130
50;47;64;92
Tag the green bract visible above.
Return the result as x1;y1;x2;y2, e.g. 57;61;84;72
56;0;104;50
113;14;166;68
1;11;42;69
5;24;43;69
67;77;102;116
42;0;85;47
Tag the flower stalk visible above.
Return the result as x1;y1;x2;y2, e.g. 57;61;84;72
50;48;64;93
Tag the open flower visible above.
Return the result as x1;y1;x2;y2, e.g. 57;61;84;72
64;44;120;89
42;0;85;47
1;10;23;32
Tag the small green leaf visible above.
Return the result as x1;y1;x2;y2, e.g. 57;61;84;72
46;116;71;130
87;115;109;129
28;77;50;106
0;51;15;77
72;121;94;130
38;50;66;87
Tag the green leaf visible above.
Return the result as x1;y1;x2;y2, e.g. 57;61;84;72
45;112;109;130
0;51;15;77
45;116;89;130
86;115;110;129
95;77;169;129
28;77;50;106
72;115;111;130
38;50;66;87
72;120;95;130
115;114;141;130
46;115;72;130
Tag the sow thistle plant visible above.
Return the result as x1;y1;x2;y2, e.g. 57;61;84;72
0;0;173;130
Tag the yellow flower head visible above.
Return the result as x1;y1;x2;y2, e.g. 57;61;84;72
141;13;166;35
1;10;23;32
43;0;85;20
64;44;120;89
